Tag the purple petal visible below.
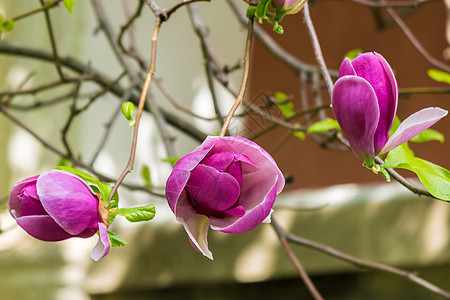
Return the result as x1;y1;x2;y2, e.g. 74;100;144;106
90;222;111;261
210;174;279;233
185;164;240;214
37;170;99;236
175;195;213;259
18;183;47;216
338;57;357;77
380;107;448;155
165;148;212;212
351;52;398;153
198;136;284;193
332;76;380;159
9;175;39;219
16;215;73;241
165;169;191;212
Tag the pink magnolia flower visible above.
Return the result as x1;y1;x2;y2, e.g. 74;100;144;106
165;136;285;259
271;0;306;14
332;52;447;165
9;170;110;261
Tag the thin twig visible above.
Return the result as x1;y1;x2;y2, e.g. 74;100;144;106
385;6;450;72
0;40;208;142
303;1;334;98
219;17;254;136
39;0;65;81
107;16;161;204
3;0;62;24
274;219;450;298
272;218;325;300
187;3;226;128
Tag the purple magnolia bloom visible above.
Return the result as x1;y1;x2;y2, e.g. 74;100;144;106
332;52;448;164
165;136;285;259
271;0;306;14
9;170;110;261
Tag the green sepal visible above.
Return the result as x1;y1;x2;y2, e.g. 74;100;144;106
246;6;257;19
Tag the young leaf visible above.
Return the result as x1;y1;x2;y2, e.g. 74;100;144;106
121;101;135;121
383;143;450;201
141;165;152;188
162;157;181;165
274;92;294;117
410;158;450;201
427;69;450;85
293;131;305;141
0;14;14;32
110;204;156;223
307;119;341;134
107;231;128;247
344;49;363;61
64;0;76;14
410;128;444;143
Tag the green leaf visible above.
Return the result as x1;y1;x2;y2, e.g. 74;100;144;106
0;14;14;32
107;231;127;248
383;143;450;201
121;101;135;121
410;128;444;143
410;158;450;201
307;119;341;134
64;0;76;14
162;157;181;165
110;204;156;223
293;131;305;140
274;92;294;117
344;49;363;61
427;69;450;85
141;165;152;188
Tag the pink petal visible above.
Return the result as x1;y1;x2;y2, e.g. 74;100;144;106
37;170;99;236
165;148;212;212
338;57;357;77
332;76;380;159
90;222;110;261
198;136;284;193
9;175;39;218
185;164;240;214
380;107;448;155
210;174;279;233
175;195;213;259
16;215;73;241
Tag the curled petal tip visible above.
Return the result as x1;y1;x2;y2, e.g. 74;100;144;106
90;222;110;261
381;107;448;155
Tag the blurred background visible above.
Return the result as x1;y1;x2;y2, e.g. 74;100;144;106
0;0;449;299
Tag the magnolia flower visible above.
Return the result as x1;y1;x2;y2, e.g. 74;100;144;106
9;170;110;261
332;52;448;165
271;0;307;14
165;136;285;259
